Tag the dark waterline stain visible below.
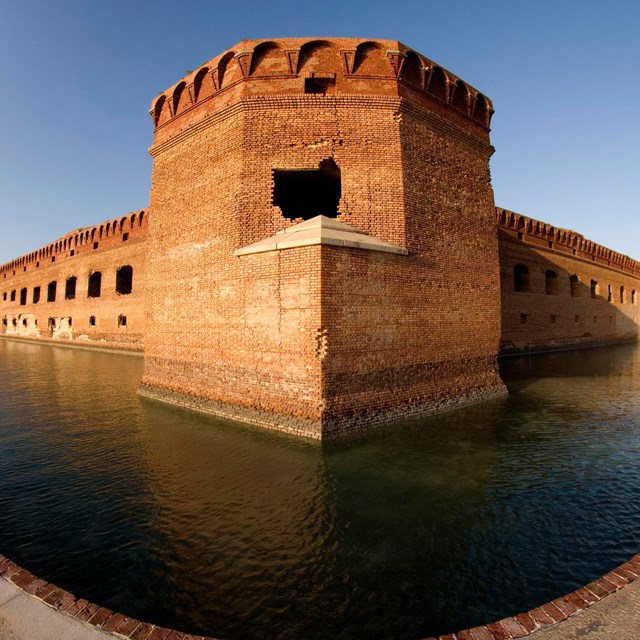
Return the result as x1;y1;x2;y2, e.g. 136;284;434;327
0;339;639;639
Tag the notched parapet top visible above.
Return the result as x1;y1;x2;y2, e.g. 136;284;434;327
150;37;494;136
497;207;640;277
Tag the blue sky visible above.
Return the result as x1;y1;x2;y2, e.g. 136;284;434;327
0;0;638;264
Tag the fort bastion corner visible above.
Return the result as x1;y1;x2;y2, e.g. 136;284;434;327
1;37;638;440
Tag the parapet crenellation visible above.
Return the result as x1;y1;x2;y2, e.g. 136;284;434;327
0;210;148;279
1;37;638;439
149;37;494;146
496;207;640;277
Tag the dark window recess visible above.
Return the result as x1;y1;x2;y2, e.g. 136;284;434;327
68;317;72;326
89;315;96;327
10;290;16;302
273;159;341;221
51;256;55;263
1;318;6;327
47;281;57;302
22;318;27;326
87;271;102;298
19;288;27;306
93;242;99;250
48;317;56;330
122;232;129;241
513;264;531;292
116;266;133;295
591;280;598;299
570;275;580;298
65;276;77;300
304;76;336;95
70;249;75;256
36;261;39;267
118;314;127;327
545;270;559;295
2;292;6;301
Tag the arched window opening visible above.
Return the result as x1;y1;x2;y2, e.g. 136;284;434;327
19;288;27;306
451;80;469;113
65;276;77;300
620;286;625;303
608;284;613;302
353;42;390;76
87;271;102;298
570;275;580;298
47;281;57;302
400;51;423;87
10;290;16;302
513;264;530;292
118;314;127;327
116;266;133;295
172;82;188;115
249;43;283;76
152;95;166;127
590;279;598;299
33;286;41;304
273;158;341;220
632;290;637;305
545;270;559;295
89;315;96;327
474;94;490;126
427;66;448;101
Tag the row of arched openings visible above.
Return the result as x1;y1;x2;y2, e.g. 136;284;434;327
513;264;637;304
153;40;490;127
2;266;133;306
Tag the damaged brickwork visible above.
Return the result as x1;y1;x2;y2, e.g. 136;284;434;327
1;38;639;439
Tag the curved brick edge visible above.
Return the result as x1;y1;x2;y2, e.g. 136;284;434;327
2;552;640;640
422;553;640;640
0;554;216;640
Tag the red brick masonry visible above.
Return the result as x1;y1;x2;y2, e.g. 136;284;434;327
2;551;640;639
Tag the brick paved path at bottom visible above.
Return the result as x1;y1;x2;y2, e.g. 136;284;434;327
528;578;640;640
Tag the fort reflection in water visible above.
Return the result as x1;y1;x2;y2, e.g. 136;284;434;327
0;339;640;639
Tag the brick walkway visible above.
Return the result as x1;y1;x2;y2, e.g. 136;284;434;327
1;559;640;640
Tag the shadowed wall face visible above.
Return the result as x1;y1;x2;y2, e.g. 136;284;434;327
140;37;506;438
498;227;640;353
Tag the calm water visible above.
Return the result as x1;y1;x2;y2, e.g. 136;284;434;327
0;339;640;639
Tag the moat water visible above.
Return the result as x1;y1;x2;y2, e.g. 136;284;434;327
0;339;640;639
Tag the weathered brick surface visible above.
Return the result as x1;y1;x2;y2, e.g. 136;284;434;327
141;37;505;437
1;37;638;439
498;208;639;353
0;211;147;350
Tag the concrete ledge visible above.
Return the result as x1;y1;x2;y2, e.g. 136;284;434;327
234;215;409;256
0;334;144;357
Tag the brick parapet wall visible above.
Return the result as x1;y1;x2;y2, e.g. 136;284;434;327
497;214;640;353
496;208;640;278
150;37;493;148
0;212;148;349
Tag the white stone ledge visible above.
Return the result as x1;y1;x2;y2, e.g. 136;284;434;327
234;215;409;256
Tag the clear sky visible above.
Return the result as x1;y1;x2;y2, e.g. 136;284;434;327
0;0;638;264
